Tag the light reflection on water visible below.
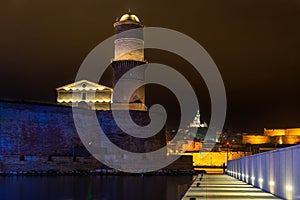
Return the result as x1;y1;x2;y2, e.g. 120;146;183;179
0;175;193;200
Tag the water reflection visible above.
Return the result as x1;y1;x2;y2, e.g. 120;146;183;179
0;175;192;200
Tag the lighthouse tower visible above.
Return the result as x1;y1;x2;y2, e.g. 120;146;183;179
111;13;147;111
99;13;166;162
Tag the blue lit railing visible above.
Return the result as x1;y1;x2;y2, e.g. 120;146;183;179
227;144;300;200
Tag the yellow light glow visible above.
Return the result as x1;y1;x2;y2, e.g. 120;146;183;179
120;14;129;21
56;80;113;111
131;15;140;22
119;13;140;22
269;181;275;186
259;178;263;183
286;185;293;191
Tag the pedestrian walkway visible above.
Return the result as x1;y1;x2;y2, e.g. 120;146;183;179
181;174;281;200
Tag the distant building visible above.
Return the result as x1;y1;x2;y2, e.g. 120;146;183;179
182;141;203;152
56;80;112;110
242;128;300;145
167;110;208;153
188;110;208;128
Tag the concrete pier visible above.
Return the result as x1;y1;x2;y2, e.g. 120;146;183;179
181;174;280;200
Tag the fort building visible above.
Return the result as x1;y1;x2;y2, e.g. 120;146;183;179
56;80;112;110
242;128;300;145
0;13;195;173
56;12;147;111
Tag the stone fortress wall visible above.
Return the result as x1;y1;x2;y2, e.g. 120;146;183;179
0;101;78;156
242;128;300;145
0;100;192;173
264;128;300;136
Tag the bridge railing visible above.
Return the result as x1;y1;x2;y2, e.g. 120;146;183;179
227;144;300;200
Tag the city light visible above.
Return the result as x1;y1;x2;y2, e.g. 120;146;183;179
269;181;275;186
286;185;293;191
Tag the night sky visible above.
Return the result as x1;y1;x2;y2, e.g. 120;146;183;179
1;0;299;133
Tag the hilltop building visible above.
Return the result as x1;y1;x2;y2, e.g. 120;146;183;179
188;110;207;128
167;110;208;153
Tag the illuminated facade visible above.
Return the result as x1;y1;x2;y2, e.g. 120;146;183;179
242;128;300;145
56;80;112;110
188;110;208;128
111;13;147;111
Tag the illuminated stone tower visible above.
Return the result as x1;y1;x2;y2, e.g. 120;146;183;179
111;13;147;111
98;12;166;158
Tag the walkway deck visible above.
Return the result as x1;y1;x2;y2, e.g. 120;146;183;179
182;174;281;200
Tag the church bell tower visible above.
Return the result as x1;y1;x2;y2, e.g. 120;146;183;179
111;13;147;111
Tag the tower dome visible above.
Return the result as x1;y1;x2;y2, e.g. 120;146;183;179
118;13;141;23
112;12;146;111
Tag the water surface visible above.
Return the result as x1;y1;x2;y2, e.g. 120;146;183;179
0;175;193;200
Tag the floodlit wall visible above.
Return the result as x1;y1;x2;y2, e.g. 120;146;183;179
264;128;286;136
184;152;251;166
0;100;171;172
264;128;300;136
227;144;300;200
242;135;271;144
0;101;165;156
242;128;300;145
